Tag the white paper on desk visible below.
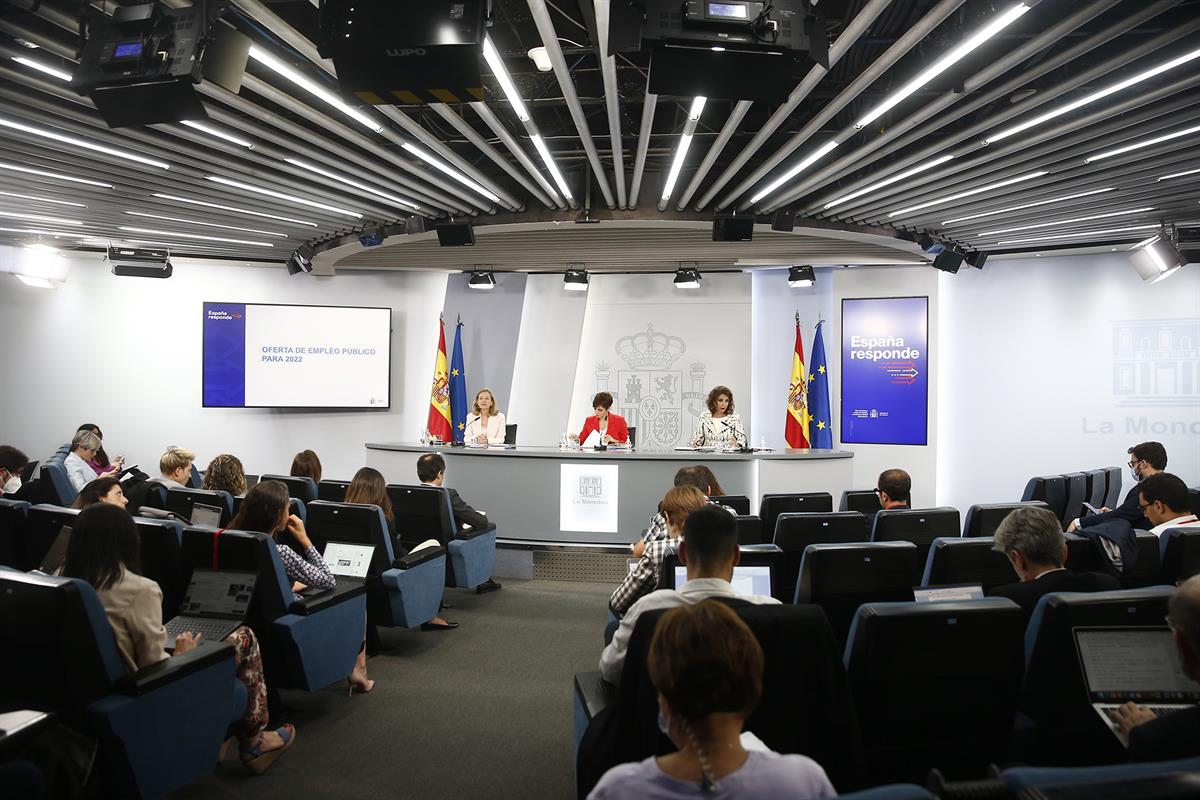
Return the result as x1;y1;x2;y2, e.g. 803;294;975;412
581;429;602;448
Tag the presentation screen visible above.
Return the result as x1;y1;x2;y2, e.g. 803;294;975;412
202;302;391;408
841;296;929;445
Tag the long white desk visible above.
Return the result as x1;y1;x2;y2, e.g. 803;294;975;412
365;443;854;545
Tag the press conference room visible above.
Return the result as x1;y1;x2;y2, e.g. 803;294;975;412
3;0;1200;797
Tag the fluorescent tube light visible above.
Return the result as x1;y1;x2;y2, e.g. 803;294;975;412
400;143;500;203
0;210;82;226
483;38;530;122
283;158;421;210
855;3;1031;129
1084;124;1200;163
977;207;1155;237
179;120;255;149
118;226;276;247
941;187;1115;225
12;56;72;82
124;211;287;238
15;274;54;288
985;47;1200;144
994;224;1158;245
152;193;319;227
750;139;841;204
662;134;696;202
0;161;113;188
0;226;84;238
530;134;572;201
689;96;707;121
1157;167;1200;182
248;45;384;133
888;171;1047;217
205;175;364;218
0;117;170;169
824;155;955;209
0;190;85;207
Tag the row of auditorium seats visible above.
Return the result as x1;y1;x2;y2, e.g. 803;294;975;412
575;585;1182;795
1018;467;1200;527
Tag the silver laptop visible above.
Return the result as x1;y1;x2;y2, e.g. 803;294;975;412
38;525;72;574
321;541;375;579
165;569;257;643
673;565;772;596
1075;626;1200;747
189;502;223;528
913;584;985;603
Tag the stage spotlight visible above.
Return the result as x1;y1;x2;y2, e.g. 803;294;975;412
932;249;965;274
674;266;702;289
468;270;495;290
287;244;314;275
787;265;815;287
966;251;989;269
1131;234;1186;284
563;269;589;292
358;225;387;247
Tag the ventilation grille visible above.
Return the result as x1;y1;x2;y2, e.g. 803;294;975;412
533;550;631;582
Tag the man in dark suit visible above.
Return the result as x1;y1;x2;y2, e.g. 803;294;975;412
1113;575;1200;761
417;452;501;594
987;505;1120;622
1069;441;1166;533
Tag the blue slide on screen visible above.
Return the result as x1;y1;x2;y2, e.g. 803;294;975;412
202;302;391;408
840;296;929;445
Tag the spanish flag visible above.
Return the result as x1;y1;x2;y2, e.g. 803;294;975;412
427;317;453;442
785;317;811;448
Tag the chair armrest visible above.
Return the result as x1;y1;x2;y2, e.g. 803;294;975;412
288;581;367;615
117;640;235;696
456;523;497;540
573;670;614;723
394;545;447;569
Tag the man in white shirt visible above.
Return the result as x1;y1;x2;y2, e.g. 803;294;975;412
1139;472;1200;538
600;504;779;684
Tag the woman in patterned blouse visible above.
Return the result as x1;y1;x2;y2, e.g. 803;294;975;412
691;385;747;448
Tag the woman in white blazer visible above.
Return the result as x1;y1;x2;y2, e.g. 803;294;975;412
464;388;507;445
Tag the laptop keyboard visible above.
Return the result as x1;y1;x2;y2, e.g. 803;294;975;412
165;616;238;642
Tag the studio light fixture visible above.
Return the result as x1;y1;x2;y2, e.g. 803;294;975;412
358;225;387;248
563;268;589;291
824;155;955;209
1084;124;1200;163
248;45;384;133
976;207;1155;237
12;55;72;82
151;194;319;227
0;210;82;226
117;226;276;247
287;244;314;275
854;3;1031;129
14;243;60;288
0;161;112;188
179;120;255;149
966;251;989;269
0;117;170;170
888;171;1047;217
0;190;85;208
941;187;1116;225
400;142;500;203
750;139;840;204
468;270;496;290
1130;234;1186;284
674;265;702;289
530;134;572;201
124;211;287;238
483;38;531;122
985;46;1200;144
787;265;816;288
205;176;364;218
283;158;420;211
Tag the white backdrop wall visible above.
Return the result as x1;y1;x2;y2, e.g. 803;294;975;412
936;253;1200;513
0;254;448;482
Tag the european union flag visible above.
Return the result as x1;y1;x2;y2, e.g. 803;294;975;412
449;318;468;443
808;321;834;448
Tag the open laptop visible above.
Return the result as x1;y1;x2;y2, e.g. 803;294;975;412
19;460;38;482
673;565;773;597
1075;626;1200;747
321;542;374;582
189;502;223;528
913;584;985;603
38;525;72;574
165;569;257;643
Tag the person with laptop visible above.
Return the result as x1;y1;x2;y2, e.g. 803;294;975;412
630;466;734;560
71;477;128;510
417;453;502;594
60;504;296;773
600;504;780;684
1138;473;1200;538
611;487;708;620
1069;441;1167;532
987;506;1120;622
1109;575;1200;761
0;444;28;496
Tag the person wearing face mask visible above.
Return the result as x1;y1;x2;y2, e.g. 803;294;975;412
589;600;834;799
0;445;28;496
1068;441;1166;533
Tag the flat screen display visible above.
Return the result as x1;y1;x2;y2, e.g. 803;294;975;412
202;302;391;408
708;3;749;19
840;296;929;445
113;42;143;58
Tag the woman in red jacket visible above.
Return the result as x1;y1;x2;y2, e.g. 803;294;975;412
570;391;629;445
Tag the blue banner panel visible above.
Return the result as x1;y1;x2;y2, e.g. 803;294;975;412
840;297;929;445
202;302;246;407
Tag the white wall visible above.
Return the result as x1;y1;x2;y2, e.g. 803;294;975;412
937;253;1200;513
0;254;448;482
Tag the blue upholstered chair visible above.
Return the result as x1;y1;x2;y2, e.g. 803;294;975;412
962;500;1048;537
231;494;307;523
165;487;234;526
1160;527;1200;584
179;527;366;691
0;570;241;799
837;786;935;800
844;598;1024;784
0;498;30;568
921;536;1015;590
260;474;318;503
133;516;187;619
387;484;497;590
305;500;446;629
21;504;79;572
40;444;76;507
1002;756;1200;796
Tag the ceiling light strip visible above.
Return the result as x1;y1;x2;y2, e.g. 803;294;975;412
400;143;499;203
283;158;421;210
12;56;72;82
992;224;1159;245
0;161;113;188
661;97;707;207
118;226;275;247
151;193;319;227
941;187;1116;225
888;171;1047;217
205;175;363;219
1084;124;1200;163
976;207;1155;236
179;120;255;149
124;211;287;238
530;135;572;201
0;117;170;170
248;45;384;133
1157;167;1200;181
482;38;530;122
0;190;85;208
749;139;840;205
0;209;82;226
824;155;955;209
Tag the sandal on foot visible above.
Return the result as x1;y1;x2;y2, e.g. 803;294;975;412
240;724;296;775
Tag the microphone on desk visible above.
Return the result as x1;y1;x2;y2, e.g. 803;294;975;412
720;419;751;451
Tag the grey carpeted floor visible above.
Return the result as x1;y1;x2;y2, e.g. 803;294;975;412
172;579;612;800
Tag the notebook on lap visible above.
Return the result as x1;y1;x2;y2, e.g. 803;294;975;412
165;569;257;643
1075;626;1200;747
